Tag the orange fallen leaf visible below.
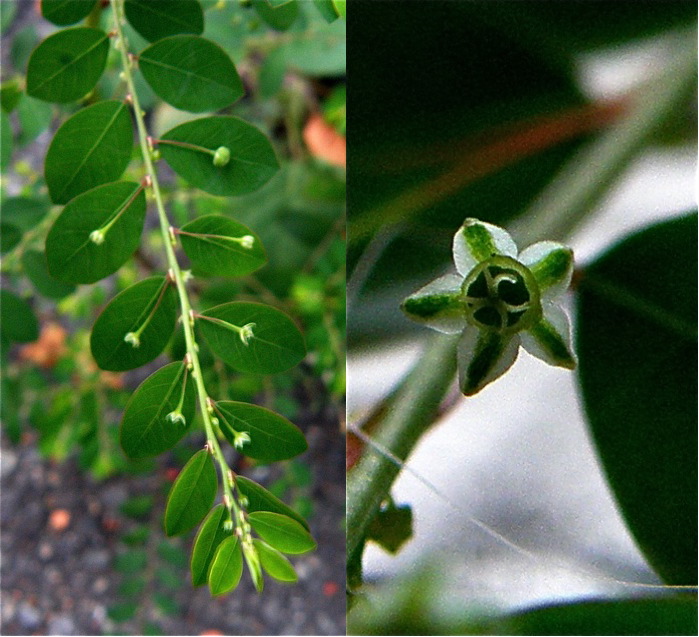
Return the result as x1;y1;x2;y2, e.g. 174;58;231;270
49;509;71;532
303;113;346;168
19;322;67;368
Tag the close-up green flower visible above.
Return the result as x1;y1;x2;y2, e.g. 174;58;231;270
402;218;577;395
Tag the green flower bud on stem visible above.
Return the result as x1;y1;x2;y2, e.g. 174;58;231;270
213;146;231;167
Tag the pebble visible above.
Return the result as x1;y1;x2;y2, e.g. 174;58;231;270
1;449;17;478
16;601;41;630
84;548;110;569
38;541;54;561
92;577;109;595
47;613;75;635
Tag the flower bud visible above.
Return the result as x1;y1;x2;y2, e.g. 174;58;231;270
212;146;231;167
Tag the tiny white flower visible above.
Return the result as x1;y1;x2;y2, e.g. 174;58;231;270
123;331;140;348
89;229;105;245
166;410;186;426
233;430;251;450
240;235;255;249
239;322;256;346
402;218;577;396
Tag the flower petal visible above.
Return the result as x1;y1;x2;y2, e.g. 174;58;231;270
453;218;518;277
518;241;573;300
401;274;465;334
520;301;577;369
457;325;520;395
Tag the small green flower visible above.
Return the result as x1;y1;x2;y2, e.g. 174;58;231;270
401;218;577;396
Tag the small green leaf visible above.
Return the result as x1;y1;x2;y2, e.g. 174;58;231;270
17;95;53;145
179;214;266;278
157;541;188;568
215;401;307;462
0;289;39;343
153;591;180;615
120;362;195;459
160;116;278;196
235;476;309;530
254;539;297;582
164;450;217;537
21;250;76;299
124;0;203;42
26;27;109;103
1;224;21;254
1;111;11;170
120;496;154;520
366;500;413;554
190;504;231;587
1;197;49;232
312;0;341;22
90;277;178;372
208;535;243;595
44;100;133;204
332;0;346;19
41;0;98;26
251;0;299;31
1;78;23;113
199;302;305;374
114;549;147;572
45;181;146;284
247;511;316;554
107;602;138;622
139;35;243;113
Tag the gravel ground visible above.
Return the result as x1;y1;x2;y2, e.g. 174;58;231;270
0;405;346;636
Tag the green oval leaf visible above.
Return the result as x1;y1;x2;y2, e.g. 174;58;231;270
251;0;299;31
1;224;21;254
577;213;697;586
190;504;231;587
198;302;305;374
90;277;178;371
21;249;76;299
41;0;98;26
0;289;39;343
178;214;266;278
45;181;146;283
208;535;243;595
164;450;217;537
45;100;133;204
1;197;49;232
247;511;316;554
120;362;195;459
1;111;11;170
254;539;297;582
160;116;278;196
124;0;203;42
235;476;309;530
139;35;243;113
312;0;341;22
500;597;698;636
26;27;109;103
215;401;307;462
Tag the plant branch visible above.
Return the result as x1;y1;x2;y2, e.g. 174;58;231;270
110;0;240;525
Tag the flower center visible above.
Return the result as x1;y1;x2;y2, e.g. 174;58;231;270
461;256;541;334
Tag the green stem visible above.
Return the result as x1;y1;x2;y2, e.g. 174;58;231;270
346;331;459;567
109;0;240;526
152;138;217;157
510;26;697;247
